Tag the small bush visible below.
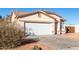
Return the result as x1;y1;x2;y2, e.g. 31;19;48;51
32;45;42;50
0;24;24;49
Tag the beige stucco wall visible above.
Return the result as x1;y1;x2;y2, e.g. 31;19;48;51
19;14;55;23
50;14;65;34
50;14;61;21
74;25;79;33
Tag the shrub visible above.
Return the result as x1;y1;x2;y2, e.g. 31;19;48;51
0;23;24;49
32;45;42;50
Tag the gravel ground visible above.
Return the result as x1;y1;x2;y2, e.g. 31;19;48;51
38;33;79;50
13;42;52;50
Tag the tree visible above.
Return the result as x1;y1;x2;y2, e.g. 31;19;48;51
0;15;2;19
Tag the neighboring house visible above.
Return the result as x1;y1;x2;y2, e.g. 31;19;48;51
65;24;79;33
10;10;65;35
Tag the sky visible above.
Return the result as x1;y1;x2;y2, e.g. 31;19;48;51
0;8;79;25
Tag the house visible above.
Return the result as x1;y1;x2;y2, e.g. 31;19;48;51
10;10;65;35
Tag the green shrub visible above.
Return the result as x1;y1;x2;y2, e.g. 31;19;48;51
0;24;24;49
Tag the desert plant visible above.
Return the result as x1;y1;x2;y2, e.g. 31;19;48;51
0;23;24;49
32;45;42;50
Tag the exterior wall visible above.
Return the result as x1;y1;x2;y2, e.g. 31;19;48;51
50;14;65;34
62;23;66;34
57;22;60;34
50;23;55;34
75;25;79;33
50;14;61;21
19;13;55;23
56;22;65;34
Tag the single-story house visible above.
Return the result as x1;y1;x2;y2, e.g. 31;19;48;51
10;10;65;35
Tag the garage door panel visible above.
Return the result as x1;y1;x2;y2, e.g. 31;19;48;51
26;23;53;35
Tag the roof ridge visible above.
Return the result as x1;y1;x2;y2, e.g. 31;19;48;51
12;10;65;21
12;10;62;18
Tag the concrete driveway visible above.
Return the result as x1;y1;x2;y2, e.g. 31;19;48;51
38;33;79;50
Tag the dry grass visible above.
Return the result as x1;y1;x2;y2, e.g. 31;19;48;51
0;21;24;49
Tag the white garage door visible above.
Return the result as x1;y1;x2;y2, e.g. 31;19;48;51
25;23;53;35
